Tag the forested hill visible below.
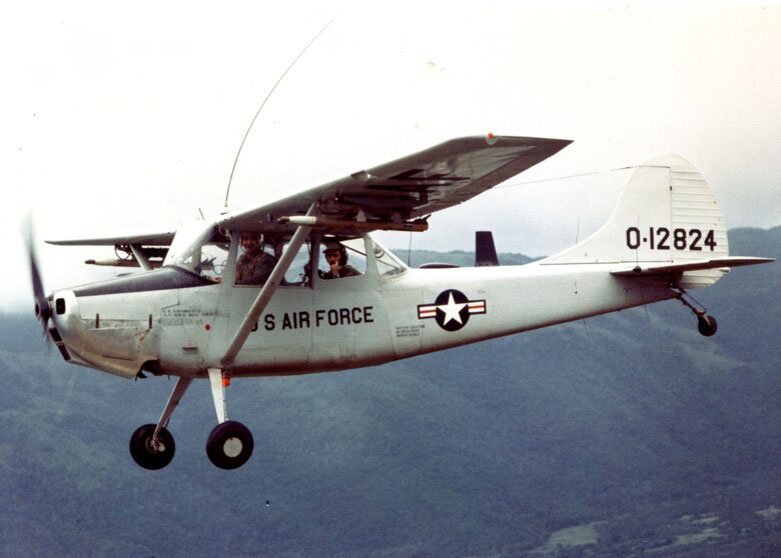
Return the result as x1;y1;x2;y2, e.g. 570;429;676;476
0;227;778;557
396;247;534;268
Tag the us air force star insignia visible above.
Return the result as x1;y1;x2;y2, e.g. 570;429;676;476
417;289;487;331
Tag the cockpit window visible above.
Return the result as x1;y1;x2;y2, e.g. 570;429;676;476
232;233;313;287
169;223;229;282
234;231;276;286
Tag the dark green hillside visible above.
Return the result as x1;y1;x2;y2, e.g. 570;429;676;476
0;228;778;557
396;248;534;268
727;226;780;259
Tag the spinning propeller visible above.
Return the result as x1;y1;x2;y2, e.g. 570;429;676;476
23;216;51;336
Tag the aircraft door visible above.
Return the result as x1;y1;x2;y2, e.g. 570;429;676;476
214;232;315;373
310;235;395;368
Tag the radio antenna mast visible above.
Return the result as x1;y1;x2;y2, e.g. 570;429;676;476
223;17;336;210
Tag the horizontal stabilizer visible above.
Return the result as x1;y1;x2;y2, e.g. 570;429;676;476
418;262;460;269
611;257;774;276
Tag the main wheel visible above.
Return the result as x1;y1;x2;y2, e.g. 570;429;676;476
129;423;175;470
697;315;718;337
206;420;254;470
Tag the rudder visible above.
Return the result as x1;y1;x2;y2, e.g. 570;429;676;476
540;154;728;288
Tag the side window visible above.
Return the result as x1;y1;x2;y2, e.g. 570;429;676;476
318;237;366;280
372;240;407;277
280;241;313;287
234;232;275;286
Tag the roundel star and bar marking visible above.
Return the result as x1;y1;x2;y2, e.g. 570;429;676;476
417;289;487;331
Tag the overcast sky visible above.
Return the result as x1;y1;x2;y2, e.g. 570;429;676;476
2;1;780;312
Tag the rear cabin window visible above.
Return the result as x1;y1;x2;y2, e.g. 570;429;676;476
318;238;366;280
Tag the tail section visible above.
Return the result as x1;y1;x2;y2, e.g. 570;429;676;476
541;154;730;288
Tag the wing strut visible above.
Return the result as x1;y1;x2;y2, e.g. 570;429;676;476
220;204;316;367
129;244;153;271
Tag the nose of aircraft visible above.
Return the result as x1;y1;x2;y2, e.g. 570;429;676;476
47;290;79;363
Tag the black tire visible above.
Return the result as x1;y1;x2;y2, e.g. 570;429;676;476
697;315;718;337
129;423;175;470
206;420;254;470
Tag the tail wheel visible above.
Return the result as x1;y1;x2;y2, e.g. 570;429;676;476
206;420;254;470
129;423;175;470
697;315;718;337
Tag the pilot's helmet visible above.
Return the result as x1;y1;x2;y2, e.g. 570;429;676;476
323;241;347;265
323;241;342;254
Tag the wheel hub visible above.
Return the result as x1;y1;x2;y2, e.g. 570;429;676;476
130;423;176;470
147;438;166;453
223;437;243;458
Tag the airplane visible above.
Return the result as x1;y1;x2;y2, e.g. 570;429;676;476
25;134;773;470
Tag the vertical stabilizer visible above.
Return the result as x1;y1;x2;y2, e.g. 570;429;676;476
475;231;500;266
540;154;729;288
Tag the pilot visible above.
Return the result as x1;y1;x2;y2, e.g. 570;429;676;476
321;242;361;279
235;232;275;285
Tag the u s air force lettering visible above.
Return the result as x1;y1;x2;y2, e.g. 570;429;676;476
256;306;374;332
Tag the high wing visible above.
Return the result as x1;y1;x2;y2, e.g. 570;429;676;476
45;228;177;270
218;135;572;233
43;135;571;246
46;230;176;247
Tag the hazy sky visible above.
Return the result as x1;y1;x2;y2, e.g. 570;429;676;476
2;1;780;312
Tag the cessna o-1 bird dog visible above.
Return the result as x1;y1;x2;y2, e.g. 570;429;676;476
26;135;772;470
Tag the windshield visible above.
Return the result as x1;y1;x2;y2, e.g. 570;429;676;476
168;222;229;281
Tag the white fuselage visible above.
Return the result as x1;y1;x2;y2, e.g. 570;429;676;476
49;260;673;379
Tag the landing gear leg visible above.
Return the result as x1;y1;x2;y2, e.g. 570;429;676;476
129;377;193;470
205;368;254;470
672;285;718;337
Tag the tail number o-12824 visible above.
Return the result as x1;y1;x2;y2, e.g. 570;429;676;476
625;227;717;251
